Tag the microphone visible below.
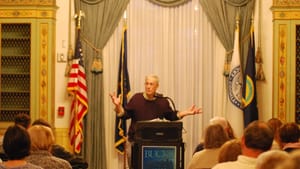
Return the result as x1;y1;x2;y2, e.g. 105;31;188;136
154;93;177;114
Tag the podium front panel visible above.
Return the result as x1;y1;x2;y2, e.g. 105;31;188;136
132;142;184;169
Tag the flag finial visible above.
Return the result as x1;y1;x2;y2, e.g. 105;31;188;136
74;10;85;29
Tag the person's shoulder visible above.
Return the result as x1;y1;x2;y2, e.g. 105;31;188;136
43;156;72;169
24;163;44;169
212;161;237;169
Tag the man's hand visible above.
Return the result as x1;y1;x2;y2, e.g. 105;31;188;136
177;105;202;118
109;92;124;115
109;92;121;106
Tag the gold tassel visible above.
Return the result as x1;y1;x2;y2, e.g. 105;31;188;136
223;62;230;77
255;47;262;64
256;63;265;81
255;47;265;81
91;57;103;74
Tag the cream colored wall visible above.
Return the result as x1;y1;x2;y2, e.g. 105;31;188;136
54;0;74;148
255;0;273;121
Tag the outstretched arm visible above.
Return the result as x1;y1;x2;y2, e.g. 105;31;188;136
177;105;202;119
109;92;125;116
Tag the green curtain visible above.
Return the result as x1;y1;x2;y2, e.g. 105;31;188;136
148;0;190;7
199;0;255;73
74;0;129;169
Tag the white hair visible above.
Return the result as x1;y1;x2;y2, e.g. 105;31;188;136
256;150;290;169
209;116;228;129
145;74;159;84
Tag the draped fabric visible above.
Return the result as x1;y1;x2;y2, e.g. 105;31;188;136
198;0;255;71
198;0;255;137
103;0;224;168
148;0;191;7
74;0;129;169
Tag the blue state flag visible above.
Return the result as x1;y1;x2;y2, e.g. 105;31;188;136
242;24;258;127
115;25;131;154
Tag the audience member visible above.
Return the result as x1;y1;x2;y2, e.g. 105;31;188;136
212;121;274;169
193;116;236;154
26;125;72;169
267;118;283;150
274;149;300;169
255;150;290;169
278;122;300;152
218;139;242;163
0;125;42;169
0;113;31;161
32;118;88;169
14;113;31;129
188;124;230;169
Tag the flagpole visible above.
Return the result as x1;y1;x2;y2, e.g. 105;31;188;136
122;11;127;169
72;10;84;154
65;0;74;77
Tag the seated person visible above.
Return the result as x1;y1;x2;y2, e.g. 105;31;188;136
274;149;300;169
14;113;31;129
188;124;230;169
193;116;236;154
212;121;274;169
0;125;42;169
255;150;290;169
32;118;88;169
218;139;241;163
26;125;72;169
278;122;300;152
0;113;32;162
267;118;283;150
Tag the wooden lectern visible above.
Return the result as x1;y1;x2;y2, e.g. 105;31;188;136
131;121;184;169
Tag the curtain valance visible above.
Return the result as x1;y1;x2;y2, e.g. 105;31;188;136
148;0;190;7
81;0;104;5
225;0;251;6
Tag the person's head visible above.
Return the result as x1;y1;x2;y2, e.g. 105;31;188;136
255;150;290;169
144;75;159;97
28;125;55;151
209;116;236;139
279;122;300;145
274;150;300;169
267;118;283;142
14;113;31;129
242;121;274;154
204;123;229;149
210;116;227;129
3;125;31;160
218;139;242;163
32;118;52;129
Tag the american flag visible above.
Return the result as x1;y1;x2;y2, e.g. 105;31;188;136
67;30;88;154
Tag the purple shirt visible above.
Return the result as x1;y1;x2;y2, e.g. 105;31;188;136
124;93;179;141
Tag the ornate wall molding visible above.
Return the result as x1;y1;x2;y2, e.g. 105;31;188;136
273;10;300;20
40;23;49;121
273;0;300;7
277;25;287;121
0;0;55;5
0;9;56;19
